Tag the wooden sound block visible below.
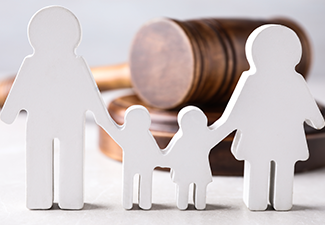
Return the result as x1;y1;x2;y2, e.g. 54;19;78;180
99;94;325;176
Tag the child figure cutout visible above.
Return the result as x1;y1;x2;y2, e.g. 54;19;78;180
109;105;167;210
215;25;325;210
166;106;221;210
0;6;117;209
111;105;223;210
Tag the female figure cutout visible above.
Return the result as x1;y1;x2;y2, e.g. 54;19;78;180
216;25;325;210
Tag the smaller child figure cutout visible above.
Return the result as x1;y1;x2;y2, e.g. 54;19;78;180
216;25;325;211
0;6;117;209
166;106;219;210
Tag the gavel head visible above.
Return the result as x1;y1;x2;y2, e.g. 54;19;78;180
129;18;311;109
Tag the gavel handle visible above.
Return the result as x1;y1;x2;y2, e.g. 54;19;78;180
91;63;131;91
0;63;131;107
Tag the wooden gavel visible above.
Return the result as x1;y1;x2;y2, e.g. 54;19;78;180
130;17;311;109
0;18;311;109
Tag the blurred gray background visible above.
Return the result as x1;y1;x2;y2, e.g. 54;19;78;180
1;0;324;101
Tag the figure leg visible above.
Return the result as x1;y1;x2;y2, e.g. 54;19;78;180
138;171;153;210
269;161;276;208
193;183;207;210
269;161;295;211
123;166;134;209
58;134;84;209
26;133;53;209
176;183;189;210
243;160;269;211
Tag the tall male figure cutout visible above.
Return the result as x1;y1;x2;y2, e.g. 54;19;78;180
216;25;325;210
0;6;117;209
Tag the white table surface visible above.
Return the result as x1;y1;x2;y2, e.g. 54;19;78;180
0;88;325;225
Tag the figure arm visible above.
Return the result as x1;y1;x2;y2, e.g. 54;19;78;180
209;116;243;158
300;76;325;129
209;116;235;143
305;102;325;130
163;128;182;156
1;57;31;124
208;72;252;145
209;72;253;158
78;57;121;138
162;128;182;169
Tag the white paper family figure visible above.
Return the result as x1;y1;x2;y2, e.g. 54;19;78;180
107;105;167;210
0;6;117;210
101;24;325;212
165;106;223;210
212;24;325;211
2;4;324;213
111;105;226;210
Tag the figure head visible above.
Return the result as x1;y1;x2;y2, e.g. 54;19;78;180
245;25;302;72
177;106;208;133
124;105;151;131
28;6;81;53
